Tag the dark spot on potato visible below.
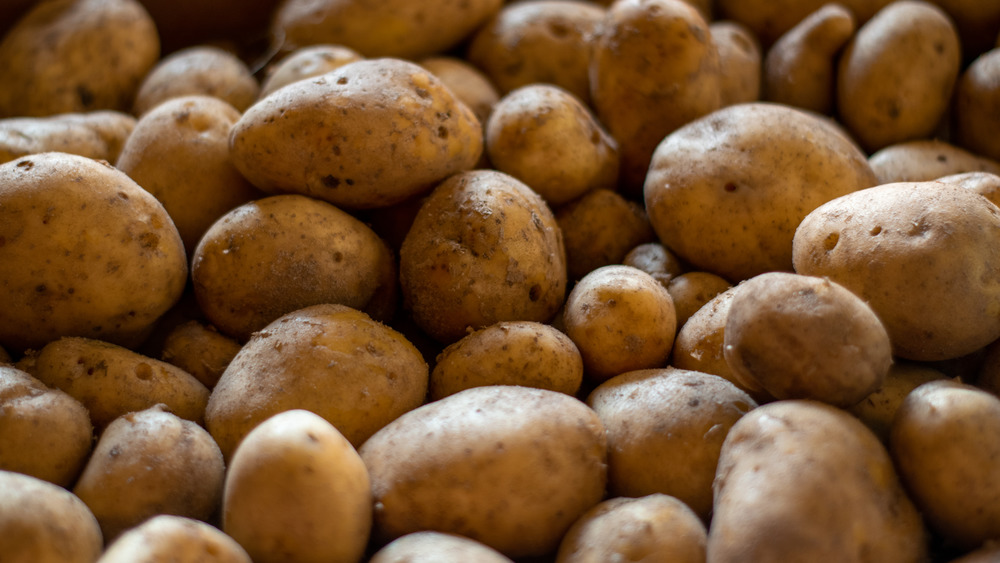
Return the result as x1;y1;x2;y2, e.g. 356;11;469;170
323;175;341;188
138;232;160;250
35;284;46;292
77;85;94;108
689;398;701;407
437;126;448;139
15;160;32;170
415;87;430;98
937;154;947;163
548;20;570;38
724;182;737;192
67;287;75;294
934;42;945;55
870;226;882;236
332;145;341;156
118;191;129;200
529;284;542;301
134;362;152;380
823;232;839;252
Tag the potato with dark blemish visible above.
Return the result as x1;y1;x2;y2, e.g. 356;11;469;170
711;21;762;107
259;44;364;100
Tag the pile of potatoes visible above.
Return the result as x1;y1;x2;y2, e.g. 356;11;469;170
4;0;1000;561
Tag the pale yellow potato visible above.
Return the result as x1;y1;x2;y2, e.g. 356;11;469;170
0;152;188;353
0;366;92;488
98;515;252;563
160;320;242;389
132;46;260;115
709;400;927;562
623;242;687;287
224;409;371;563
955;48;1000;162
869;139;1000;184
891;380;1000;549
556;189;654;281
21;337;209;431
420;56;500;126
371;532;514;563
259;45;363;100
556;494;707;563
711;21;762;106
230;58;483;209
936;171;1000;207
666;271;732;329
205;304;428;459
360;386;607;558
0;470;103;563
587;368;756;520
116;95;263;254
563;265;677;382
0;0;159;117
0;111;136;165
846;362;947;443
430;321;583;400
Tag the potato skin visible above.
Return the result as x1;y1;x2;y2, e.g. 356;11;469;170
132;46;260;115
160;320;242;389
869;139;1000;184
371;532;514;563
556;189;654;281
97;515;252;563
847;362;946;443
0;111;136;165
955;48;1000;163
711;21;762;107
259;45;364;100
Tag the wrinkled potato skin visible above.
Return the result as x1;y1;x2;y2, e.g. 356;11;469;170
371;532;515;563
556;189;654;281
711;21;762;107
954;48;1000;163
0;111;136;165
132;46;260;115
97;515;252;563
259;45;364;100
869;139;1000;184
160;320;242;389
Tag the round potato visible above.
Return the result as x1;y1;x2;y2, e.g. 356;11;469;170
666;271;732;329
955;47;1000;163
711;21;762;107
556;189;655;281
623;242;687;287
132;46;260;115
159;320;242;389
419;56;500;126
259;44;364;100
97;515;252;563
0;110;136;165
371;532;514;563
868;139;1000;184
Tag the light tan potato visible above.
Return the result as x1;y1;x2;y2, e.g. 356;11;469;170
591;0;721;193
891;380;1000;549
133;46;260;115
430;321;582;400
399;170;566;343
191;194;396;342
711;21;762;106
0;111;136;165
360;385;607;559
160;320;242;389
716;0;892;47
0;365;92;487
936;171;1000;207
724;272;892;407
0;470;103;563
467;0;605;105
259;45;364;99
97;515;252;563
644;102;877;282
223;409;371;563
556;494;708;563
20;337;209;431
420;56;500;126
623;242;687;287
955;48;1000;162
847;362;947;443
486;85;619;206
837;0;962;152
115;95;263;254
869;139;1000;184
709;400;927;562
271;0;503;59
0;0;159;117
563;265;677;382
205;304;428;459
230;58;483;210
793;181;1000;361
666;271;732;329
587;368;756;520
763;4;856;115
371;532;515;563
0;152;188;353
73;405;225;541
556;189;655;281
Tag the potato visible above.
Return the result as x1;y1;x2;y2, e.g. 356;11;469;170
73;405;225;541
711;21;762;107
716;0;892;47
97;515;252;563
927;0;1000;59
0;0;159;117
948;541;1000;563
486;85;619;206
590;0;721;192
360;385;607;558
371;532;514;563
837;0;962;152
399;170;566;343
430;321;583;400
133;46;260;115
723;272;892;407
763;4;856;115
563;265;677;382
467;0;606;105
0;152;188;353
419;56;500;126
556;189;654;281
191;194;396;341
259;45;364;100
587;368;756;520
223;409;371;563
846;362;947;443
868;139;1000;184
709;400;927;562
230;58;483;209
793;181;1000;361
644;102;877;282
623;242;686;287
0;365;92;487
160;320;242;389
0;470;103;563
937;171;1000;207
0;110;136;165
115;95;263;254
955;47;1000;163
271;0;503;59
21;337;209;430
666;271;732;329
205;304;428;459
891;380;1000;549
556;494;707;563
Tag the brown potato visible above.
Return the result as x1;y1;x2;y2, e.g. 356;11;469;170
420;56;500;126
0;111;136;165
159;320;242;389
556;189;654;281
868;139;1000;184
711;21;762;107
371;532;514;563
666;271;732;329
847;362;947;443
936;171;1000;207
259;45;364;100
955;48;1000;163
132;46;260;115
623;242;687;287
97;515;252;563
716;0;892;47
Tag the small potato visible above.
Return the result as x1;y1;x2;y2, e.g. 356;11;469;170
837;0;961;152
0;111;136;165
420;56;500;126
98;515;252;563
132;46;260;115
563;265;677;382
0;365;93;488
224;410;371;563
0;470;103;563
556;494;707;563
716;0;890;47
73;405;225;541
868;139;1000;184
587;368;756;520
711;21;762;106
430;321;583;400
160;320;242;389
259;45;364;99
486;85;619;206
847;362;947;443
955;48;1000;163
556;189;655;281
623;242;687;287
371;532;514;563
891;380;1000;549
666;271;732;329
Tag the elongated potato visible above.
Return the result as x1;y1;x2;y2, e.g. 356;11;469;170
0;111;136;165
868;139;1000;184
